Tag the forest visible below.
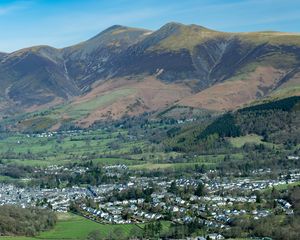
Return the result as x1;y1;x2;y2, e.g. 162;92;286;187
0;205;57;236
165;96;300;152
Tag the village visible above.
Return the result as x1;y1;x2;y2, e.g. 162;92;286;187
0;166;298;231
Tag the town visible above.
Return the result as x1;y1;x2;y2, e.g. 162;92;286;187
1;165;298;231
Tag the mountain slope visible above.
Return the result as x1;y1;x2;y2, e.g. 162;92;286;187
0;22;300;127
0;26;151;114
0;52;7;60
62;25;152;89
82;24;300;116
0;46;80;113
103;23;300;89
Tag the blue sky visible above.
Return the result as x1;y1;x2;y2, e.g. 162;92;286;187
0;0;300;52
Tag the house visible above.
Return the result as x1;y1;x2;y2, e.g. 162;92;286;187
207;233;225;240
194;237;206;240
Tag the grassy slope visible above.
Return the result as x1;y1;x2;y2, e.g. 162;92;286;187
38;213;138;239
0;213;171;240
155;24;300;112
228;134;263;148
0;129;145;167
129;153;243;170
62;88;136;120
155;24;300;52
0;125;192;171
154;24;228;51
11;76;192;130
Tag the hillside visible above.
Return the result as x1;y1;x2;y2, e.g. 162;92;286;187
164;96;300;153
0;46;80;114
0;22;300;128
62;25;152;88
0;52;7;59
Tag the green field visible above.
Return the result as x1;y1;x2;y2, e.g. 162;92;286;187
0;129;149;168
60;88;136;120
129;152;244;170
39;213;140;239
0;213;171;240
0;126;249;177
130;162;193;170
228;134;264;148
228;134;280;149
264;181;300;193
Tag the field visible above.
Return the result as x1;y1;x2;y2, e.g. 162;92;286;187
228;134;264;148
130;162;196;170
228;134;280;149
0;213;171;240
1;119;238;172
38;213;140;239
0;129;149;168
264;181;300;193
0;124;253;179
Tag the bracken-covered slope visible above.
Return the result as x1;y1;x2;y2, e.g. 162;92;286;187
0;22;300;127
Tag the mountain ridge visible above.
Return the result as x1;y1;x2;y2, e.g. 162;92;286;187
1;22;300;129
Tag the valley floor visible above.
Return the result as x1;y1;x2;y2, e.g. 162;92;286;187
0;115;299;239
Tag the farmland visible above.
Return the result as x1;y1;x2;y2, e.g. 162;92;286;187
0;213;161;240
0;128;148;168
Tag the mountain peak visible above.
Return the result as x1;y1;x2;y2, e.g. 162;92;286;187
7;45;60;60
159;22;184;32
140;22;220;52
87;25;151;43
102;24;129;33
148;22;183;39
160;22;214;32
154;22;216;40
162;22;184;28
88;25;128;41
189;24;216;32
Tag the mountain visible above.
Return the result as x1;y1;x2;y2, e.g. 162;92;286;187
0;26;151;114
62;25;152;89
0;46;80;114
0;52;7;59
0;22;300;129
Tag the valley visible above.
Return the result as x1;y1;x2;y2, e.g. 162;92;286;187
0;5;300;237
0;96;300;239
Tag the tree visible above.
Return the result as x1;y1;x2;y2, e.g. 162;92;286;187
195;183;205;197
155;221;163;236
0;205;56;237
169;181;178;194
256;191;262;204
